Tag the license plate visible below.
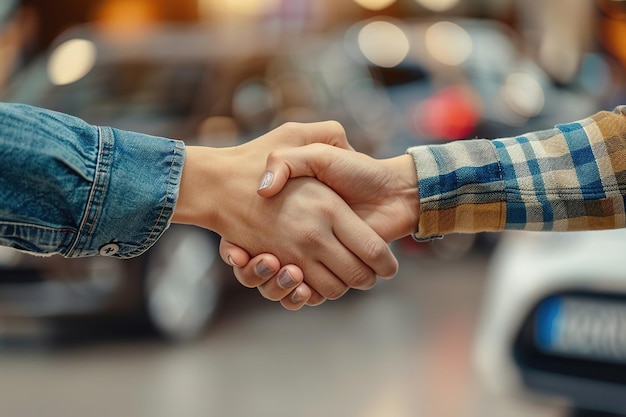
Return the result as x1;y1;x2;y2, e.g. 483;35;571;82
535;296;626;364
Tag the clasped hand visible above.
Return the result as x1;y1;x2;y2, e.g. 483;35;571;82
172;121;415;308
206;123;420;310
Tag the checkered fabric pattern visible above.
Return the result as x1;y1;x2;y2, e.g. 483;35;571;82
408;106;626;239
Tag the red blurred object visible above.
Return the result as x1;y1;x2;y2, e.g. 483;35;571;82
411;85;480;141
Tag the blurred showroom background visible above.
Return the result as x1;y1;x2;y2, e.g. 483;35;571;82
1;0;626;416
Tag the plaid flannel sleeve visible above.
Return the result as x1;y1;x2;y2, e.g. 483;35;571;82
407;106;626;239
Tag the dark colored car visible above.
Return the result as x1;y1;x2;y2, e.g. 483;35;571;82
0;24;280;343
0;22;394;343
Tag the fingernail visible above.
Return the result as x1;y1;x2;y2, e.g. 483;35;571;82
258;172;274;190
255;260;274;278
278;269;296;288
291;289;303;303
227;255;237;267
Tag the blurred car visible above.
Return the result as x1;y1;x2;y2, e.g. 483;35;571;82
0;24;278;343
0;225;224;343
0;22;400;343
341;17;611;157
474;229;626;416
1;18;616;343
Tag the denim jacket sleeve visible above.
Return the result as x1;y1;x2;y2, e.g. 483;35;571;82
0;103;186;258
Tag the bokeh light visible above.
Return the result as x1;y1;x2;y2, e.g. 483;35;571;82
94;0;159;27
501;72;545;118
198;0;280;18
412;85;481;140
425;21;473;66
197;116;240;147
416;0;460;13
47;39;97;86
358;21;410;68
232;78;278;129
352;0;397;11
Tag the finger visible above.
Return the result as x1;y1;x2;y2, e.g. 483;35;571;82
219;239;251;267
296;120;353;150
232;254;281;289
275;194;381;293
258;144;324;197
258;143;349;198
280;283;312;311
332;205;399;280
258;265;303;301
296;257;350;301
260;261;349;302
306;290;326;306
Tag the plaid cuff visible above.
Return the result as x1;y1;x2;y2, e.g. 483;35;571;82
408;140;506;239
408;106;626;239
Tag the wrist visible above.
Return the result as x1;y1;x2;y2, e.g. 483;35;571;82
172;146;228;232
384;154;420;238
172;144;268;238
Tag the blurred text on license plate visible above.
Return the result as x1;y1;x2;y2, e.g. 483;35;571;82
535;296;626;364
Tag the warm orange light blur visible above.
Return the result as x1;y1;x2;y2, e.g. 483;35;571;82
602;17;626;67
93;0;159;35
198;0;280;19
197;117;240;147
416;0;460;12
351;0;397;11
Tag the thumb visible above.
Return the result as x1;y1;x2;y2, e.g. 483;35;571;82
257;143;332;198
219;238;250;267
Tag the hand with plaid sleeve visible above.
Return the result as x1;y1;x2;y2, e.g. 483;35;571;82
221;106;626;309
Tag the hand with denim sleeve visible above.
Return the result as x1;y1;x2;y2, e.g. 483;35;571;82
0;103;396;305
0;103;185;258
172;123;399;304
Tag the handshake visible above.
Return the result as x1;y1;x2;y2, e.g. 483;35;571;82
171;121;421;311
4;103;621;305
172;106;626;310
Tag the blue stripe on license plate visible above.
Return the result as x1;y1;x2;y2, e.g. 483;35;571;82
534;296;626;364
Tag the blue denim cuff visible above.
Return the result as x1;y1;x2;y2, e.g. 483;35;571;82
66;126;185;258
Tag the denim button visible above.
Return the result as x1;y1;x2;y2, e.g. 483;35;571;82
99;243;119;256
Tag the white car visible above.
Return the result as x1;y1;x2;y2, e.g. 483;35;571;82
475;228;626;415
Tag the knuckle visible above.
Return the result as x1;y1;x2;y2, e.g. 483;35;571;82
266;148;282;161
233;269;259;288
363;238;389;265
265;149;283;167
324;284;349;301
266;147;294;170
324;120;346;138
319;199;341;220
347;267;376;290
277;121;300;136
300;225;324;247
